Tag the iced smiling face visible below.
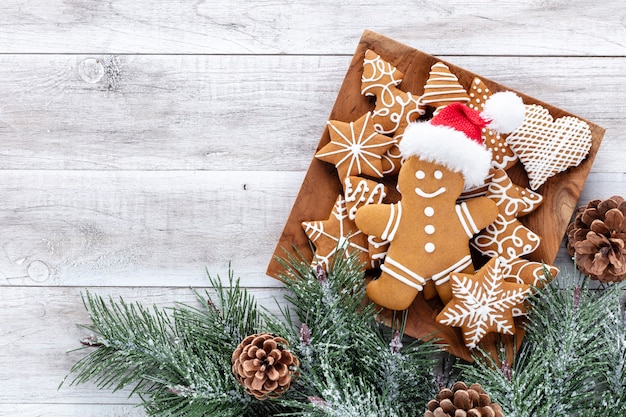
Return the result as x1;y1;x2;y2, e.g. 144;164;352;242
398;156;464;203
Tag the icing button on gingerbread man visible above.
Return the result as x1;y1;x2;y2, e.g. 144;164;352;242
355;92;525;311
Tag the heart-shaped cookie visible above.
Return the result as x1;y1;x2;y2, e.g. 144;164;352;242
506;104;592;190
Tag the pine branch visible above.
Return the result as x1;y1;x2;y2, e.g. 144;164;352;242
67;249;441;416
271;248;440;416
460;272;626;417
65;271;277;417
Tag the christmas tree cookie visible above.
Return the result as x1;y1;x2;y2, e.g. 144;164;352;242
420;62;469;115
361;49;403;102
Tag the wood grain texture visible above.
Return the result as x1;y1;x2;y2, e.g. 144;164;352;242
1;0;625;413
0;54;623;172
0;1;624;55
0;170;302;287
0;404;146;417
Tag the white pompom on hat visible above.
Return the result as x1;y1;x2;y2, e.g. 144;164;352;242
400;91;525;189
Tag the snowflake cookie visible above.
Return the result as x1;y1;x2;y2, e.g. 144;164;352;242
301;195;369;271
436;256;531;349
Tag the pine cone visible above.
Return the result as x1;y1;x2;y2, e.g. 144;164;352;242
231;333;300;400
566;196;626;282
425;382;504;417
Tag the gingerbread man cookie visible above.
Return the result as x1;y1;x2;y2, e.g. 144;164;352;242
355;93;525;311
356;155;498;309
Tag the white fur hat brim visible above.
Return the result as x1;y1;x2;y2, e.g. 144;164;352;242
400;122;492;189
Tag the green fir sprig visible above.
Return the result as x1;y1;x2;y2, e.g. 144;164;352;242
65;250;440;416
65;270;276;417
460;271;626;417
269;250;441;416
65;250;626;417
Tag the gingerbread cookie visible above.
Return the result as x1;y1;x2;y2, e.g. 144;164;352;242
467;77;518;170
420;62;469;115
514;182;543;215
302;195;369;271
361;49;404;103
436;256;531;349
342;176;389;268
355;93;524;310
356;155;497;309
380;140;403;176
501;258;559;288
343;176;387;221
371;84;425;135
471;168;542;261
367;235;389;269
505;104;593;190
316;112;396;179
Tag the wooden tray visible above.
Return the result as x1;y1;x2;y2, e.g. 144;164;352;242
266;30;604;362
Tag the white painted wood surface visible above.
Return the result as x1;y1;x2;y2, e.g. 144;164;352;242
0;1;624;415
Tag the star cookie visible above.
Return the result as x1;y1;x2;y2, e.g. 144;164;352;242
471;168;542;261
420;62;469;115
436;257;531;349
467;77;518;170
361;49;404;103
316;112;396;179
505;104;592;190
302;195;369;271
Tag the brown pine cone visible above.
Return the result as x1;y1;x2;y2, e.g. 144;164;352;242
231;333;300;400
424;382;504;417
566;196;626;282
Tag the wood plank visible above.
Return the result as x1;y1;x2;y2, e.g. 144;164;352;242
0;54;623;172
0;1;623;55
0;170;304;287
0;404;145;417
0;167;615;290
0;54;347;172
0;286;288;405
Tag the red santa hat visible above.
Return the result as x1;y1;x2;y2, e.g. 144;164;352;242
400;91;525;189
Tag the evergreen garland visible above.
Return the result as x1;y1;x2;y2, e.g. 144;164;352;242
65;253;626;417
460;271;626;417
65;252;439;416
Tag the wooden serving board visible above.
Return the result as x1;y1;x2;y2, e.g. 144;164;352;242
266;30;604;362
